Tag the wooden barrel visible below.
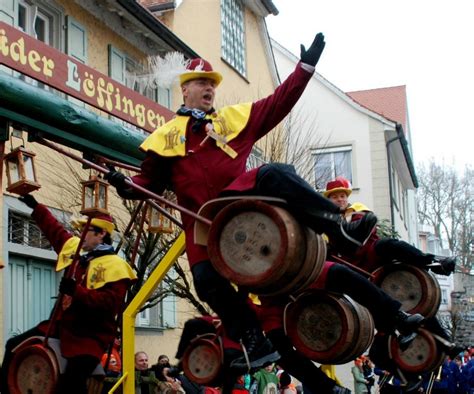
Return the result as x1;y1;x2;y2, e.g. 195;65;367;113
182;334;223;386
208;200;325;296
284;291;375;364
336;296;375;364
8;338;59;394
389;328;446;374
371;263;441;318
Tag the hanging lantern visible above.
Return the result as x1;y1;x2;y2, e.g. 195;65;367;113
80;175;109;217
148;204;174;233
4;146;41;195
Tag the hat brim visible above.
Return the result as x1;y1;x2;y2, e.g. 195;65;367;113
180;71;223;86
323;187;352;198
76;218;115;235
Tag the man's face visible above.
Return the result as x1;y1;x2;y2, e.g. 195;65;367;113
82;227;106;252
159;357;170;366
182;78;216;111
135;353;149;371
328;191;349;209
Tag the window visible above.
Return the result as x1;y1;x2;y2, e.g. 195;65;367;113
221;0;246;76
108;45;171;130
8;211;52;249
312;146;352;189
135;272;176;330
247;146;266;170
441;289;448;305
15;0;62;90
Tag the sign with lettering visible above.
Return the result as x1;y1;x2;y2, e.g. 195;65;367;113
0;22;174;132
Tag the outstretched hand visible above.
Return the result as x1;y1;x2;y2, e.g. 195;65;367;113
104;166;128;189
19;194;38;209
300;32;326;67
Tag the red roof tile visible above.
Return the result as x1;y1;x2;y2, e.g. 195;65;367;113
346;85;407;132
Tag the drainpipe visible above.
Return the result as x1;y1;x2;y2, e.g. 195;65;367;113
386;125;403;233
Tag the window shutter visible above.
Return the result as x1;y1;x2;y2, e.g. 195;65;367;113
66;16;87;63
157;87;171;109
108;45;126;84
162;268;176;328
0;0;17;25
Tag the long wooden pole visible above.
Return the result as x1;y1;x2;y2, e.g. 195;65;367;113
35;136;211;226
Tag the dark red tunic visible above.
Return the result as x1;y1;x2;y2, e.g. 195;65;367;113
33;204;131;359
130;62;314;267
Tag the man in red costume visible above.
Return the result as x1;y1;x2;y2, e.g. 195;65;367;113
323;176;456;275
1;195;137;394
106;33;384;372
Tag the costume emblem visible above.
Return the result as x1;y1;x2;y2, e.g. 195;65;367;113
164;126;180;150
90;263;106;284
213;115;233;137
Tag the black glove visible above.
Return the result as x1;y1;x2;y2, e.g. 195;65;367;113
104;166;128;189
59;277;76;295
19;194;39;209
300;32;326;67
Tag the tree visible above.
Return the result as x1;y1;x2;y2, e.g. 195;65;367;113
416;159;473;273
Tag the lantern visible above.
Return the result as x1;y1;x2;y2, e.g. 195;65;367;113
80;175;109;216
148;204;174;233
4;146;41;195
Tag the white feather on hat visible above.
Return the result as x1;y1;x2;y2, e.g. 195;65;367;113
125;52;188;92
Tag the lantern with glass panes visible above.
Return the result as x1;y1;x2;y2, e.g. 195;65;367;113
4;145;41;196
80;175;109;216
148;203;174;233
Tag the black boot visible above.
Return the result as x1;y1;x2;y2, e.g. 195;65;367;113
328;212;378;253
230;328;280;371
428;256;456;276
394;310;425;346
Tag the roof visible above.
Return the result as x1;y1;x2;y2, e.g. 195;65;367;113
346;85;408;132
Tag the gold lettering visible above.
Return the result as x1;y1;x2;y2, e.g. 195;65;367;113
27;50;41;72
135;104;145;127
146;109;156;129
156;114;166;128
82;72;95;97
121;96;135;116
96;77;114;111
0;29;9;56
114;87;121;111
10;37;27;65
42;57;54;77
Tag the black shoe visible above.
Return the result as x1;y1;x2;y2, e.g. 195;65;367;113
332;385;351;394
395;311;424;347
429;256;456;276
338;212;378;252
230;329;280;371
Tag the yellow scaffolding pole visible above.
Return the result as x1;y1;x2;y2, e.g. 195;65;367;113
121;232;186;394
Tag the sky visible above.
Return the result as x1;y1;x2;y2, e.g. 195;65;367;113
266;0;473;171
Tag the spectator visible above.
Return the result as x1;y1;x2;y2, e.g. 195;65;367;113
135;351;158;394
352;358;368;394
252;362;279;394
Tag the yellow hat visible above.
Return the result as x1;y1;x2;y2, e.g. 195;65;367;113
76;213;115;235
179;58;223;86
